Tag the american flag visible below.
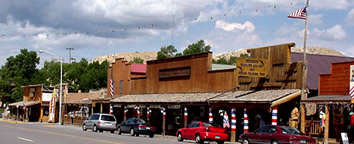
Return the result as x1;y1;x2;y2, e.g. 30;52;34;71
350;85;354;101
288;7;307;20
110;68;114;97
223;111;230;128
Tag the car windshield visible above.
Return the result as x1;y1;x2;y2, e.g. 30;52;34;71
135;119;146;124
101;115;115;121
280;126;303;135
202;122;220;127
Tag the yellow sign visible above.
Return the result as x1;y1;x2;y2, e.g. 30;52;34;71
236;57;268;77
333;113;344;125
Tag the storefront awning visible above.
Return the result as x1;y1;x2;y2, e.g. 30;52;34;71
8;101;40;107
208;89;301;108
301;95;352;104
111;93;220;104
63;98;92;105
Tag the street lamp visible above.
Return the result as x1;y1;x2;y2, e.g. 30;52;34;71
39;50;63;125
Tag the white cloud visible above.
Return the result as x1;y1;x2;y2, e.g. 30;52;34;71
310;0;351;10
312;25;347;41
346;9;354;26
309;14;323;26
215;20;256;33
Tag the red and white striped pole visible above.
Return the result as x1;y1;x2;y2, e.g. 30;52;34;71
231;108;236;142
272;106;278;125
109;104;113;114
209;108;213;123
184;107;188;127
244;108;249;133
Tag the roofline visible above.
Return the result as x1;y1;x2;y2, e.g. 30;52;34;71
246;43;295;51
291;52;353;59
147;52;211;64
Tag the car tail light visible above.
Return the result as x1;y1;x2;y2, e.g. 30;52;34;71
205;127;212;132
138;125;147;128
97;121;101;124
115;122;118;127
150;126;156;129
289;137;299;143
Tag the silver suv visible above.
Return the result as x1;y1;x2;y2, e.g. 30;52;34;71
82;113;117;133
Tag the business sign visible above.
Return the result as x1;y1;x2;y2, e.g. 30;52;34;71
159;67;190;79
350;65;354;103
49;89;57;122
236;57;268;77
42;93;52;102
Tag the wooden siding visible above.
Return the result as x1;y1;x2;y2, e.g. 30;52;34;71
23;85;42;102
108;59;133;97
319;61;354;95
238;43;302;90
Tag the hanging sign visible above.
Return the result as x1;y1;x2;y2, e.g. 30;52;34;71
236;57;268;77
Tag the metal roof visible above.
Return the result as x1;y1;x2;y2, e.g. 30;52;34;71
111;93;220;103
211;64;235;71
130;63;146;74
291;52;354;90
8;101;41;107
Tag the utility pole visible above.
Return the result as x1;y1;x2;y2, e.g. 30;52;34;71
66;48;74;63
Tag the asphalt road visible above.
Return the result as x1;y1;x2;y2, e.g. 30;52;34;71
0;119;190;144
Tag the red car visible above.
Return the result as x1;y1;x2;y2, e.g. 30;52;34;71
239;125;316;144
176;121;228;144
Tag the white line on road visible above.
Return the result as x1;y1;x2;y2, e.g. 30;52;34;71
17;137;34;142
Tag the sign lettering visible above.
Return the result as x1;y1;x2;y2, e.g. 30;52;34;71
159;67;190;79
236;57;268;77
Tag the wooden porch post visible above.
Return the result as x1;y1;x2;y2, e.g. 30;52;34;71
300;103;305;133
184;107;188;128
100;103;103;113
324;104;330;143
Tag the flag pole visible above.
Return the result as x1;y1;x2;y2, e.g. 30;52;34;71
300;0;309;135
301;0;309;100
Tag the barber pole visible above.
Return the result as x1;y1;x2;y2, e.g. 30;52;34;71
209;108;213;123
124;106;128;114
244;108;249;133
110;104;113;114
147;107;151;118
272;106;278;125
184;107;188;118
231;108;236;132
162;107;166;118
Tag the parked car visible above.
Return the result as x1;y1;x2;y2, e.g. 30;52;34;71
239;125;316;144
176;121;228;144
117;118;157;138
82;113;117;133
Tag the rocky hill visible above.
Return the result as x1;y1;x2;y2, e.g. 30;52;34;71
91;47;345;64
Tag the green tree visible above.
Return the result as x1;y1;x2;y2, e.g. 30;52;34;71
183;40;211;55
212;57;229;64
0;49;40;103
157;45;177;59
129;57;144;64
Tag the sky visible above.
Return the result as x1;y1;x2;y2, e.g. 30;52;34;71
0;0;353;66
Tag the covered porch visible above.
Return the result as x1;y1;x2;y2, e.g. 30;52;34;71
8;101;41;122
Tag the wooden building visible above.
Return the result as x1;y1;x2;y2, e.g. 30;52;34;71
301;61;354;143
8;85;54;122
110;43;305;139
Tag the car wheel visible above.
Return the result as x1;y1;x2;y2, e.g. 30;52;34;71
149;134;154;138
117;128;121;135
99;130;103;132
271;140;279;144
242;138;249;144
217;141;224;144
177;132;183;142
195;134;203;144
82;124;87;131
110;130;114;133
93;125;97;132
135;133;139;137
130;128;135;136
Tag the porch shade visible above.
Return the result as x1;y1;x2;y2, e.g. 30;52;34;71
301;95;352;103
209;89;301;107
111;92;220;104
8;101;40;107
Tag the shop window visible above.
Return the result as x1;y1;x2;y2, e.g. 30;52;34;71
43;107;49;116
119;80;123;94
29;88;35;97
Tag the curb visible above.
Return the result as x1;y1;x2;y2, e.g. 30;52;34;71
0;118;25;124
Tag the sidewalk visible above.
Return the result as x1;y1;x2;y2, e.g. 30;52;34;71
1;118;241;144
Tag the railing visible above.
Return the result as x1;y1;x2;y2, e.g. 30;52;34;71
306;120;323;136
